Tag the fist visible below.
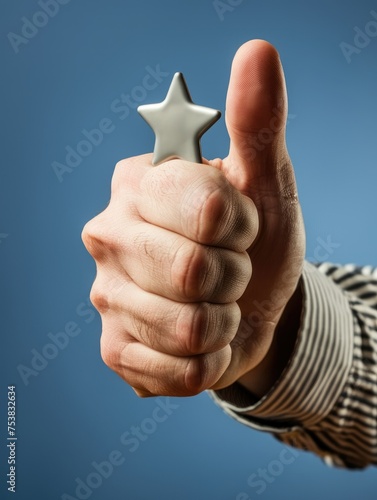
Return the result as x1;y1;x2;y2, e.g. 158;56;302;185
82;40;305;397
83;155;258;396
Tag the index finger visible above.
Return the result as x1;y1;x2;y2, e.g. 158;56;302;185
117;156;258;252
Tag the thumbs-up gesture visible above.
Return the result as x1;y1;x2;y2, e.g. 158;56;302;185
82;40;305;397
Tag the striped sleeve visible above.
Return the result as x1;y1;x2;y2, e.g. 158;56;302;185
209;261;377;469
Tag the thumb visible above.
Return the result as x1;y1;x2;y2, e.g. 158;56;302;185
221;40;293;202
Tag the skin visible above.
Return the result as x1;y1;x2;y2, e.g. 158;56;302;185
82;39;306;398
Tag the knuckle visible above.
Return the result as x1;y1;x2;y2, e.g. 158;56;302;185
170;243;250;303
90;280;110;314
182;172;259;252
183;357;208;395
170;242;208;300
222;251;252;302
176;304;212;355
230;195;259;252
176;303;241;356
90;274;127;314
185;176;230;244
82;213;120;262
81;219;98;256
183;349;231;395
210;250;252;303
100;336;120;372
81;217;106;261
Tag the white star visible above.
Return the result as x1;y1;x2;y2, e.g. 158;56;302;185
137;72;221;165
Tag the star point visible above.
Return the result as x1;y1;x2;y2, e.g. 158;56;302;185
138;72;221;165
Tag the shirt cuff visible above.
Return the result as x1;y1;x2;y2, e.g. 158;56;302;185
209;261;354;433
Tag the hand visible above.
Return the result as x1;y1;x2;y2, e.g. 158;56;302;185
82;40;305;397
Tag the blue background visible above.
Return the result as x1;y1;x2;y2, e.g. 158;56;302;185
1;0;376;499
